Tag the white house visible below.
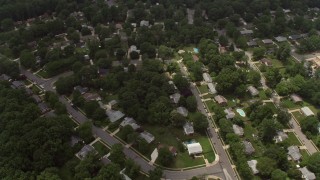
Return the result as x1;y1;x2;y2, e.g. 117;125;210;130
301;107;315;117
139;131;155;144
299;167;316;180
247;160;259;174
207;83;217;94
233;124;244;136
183;122;194;135
187;143;203;155
202;73;212;83
177;107;188;117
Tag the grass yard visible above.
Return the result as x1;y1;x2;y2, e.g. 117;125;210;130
264;102;277;113
173;151;205;168
92;141;110;157
259;90;268;100
301;149;310;160
31;85;41;94
281;99;301;109
270;58;284;68
291;111;305;123
285;132;301;146
205;100;216;113
36;69;49;78
196;136;216;163
197;84;209;94
202;93;214;99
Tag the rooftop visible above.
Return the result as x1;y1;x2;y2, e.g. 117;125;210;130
183;122;194;135
139;131;155;144
187;142;203;155
299;167;316;180
106;109;125;123
287;146;302;161
247;160;259;174
177;106;189;117
248;86;259;96
301;107;314;117
243;141;255;155
233;124;244;136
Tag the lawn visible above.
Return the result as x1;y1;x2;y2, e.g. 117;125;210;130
31;85;41;94
92;141;110;157
281;99;301;109
291;111;305;123
202;93;214;99
264;102;277;113
173;151;205;168
36;69;49;78
259;90;268;100
197;84;209;94
205;100;216;113
285;132;301;146
270;58;284;68
196;136;216;163
301;149;310;160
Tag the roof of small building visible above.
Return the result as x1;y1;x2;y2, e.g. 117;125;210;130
233;124;244;136
248;86;259;96
38;102;49;113
83;93;101;101
214;95;227;105
187;142;203;155
170;93;181;104
32;94;42;103
261;58;273;66
139;131;155;144
202;73;212;83
262;39;273;44
192;55;199;61
301;107;315;117
0;74;11;81
74;86;89;94
12;81;25;88
247;41;258;46
287;146;302;161
275;36;288;42
240;29;253;35
140;20;149;27
183;122;194;135
224;108;235;119
208;83;217;94
247;160;259;174
243;141;255;154
177;106;189;117
299;167;316;180
76;145;97;159
106;110;125;123
274;131;288;143
120;117;140;130
291;94;303;103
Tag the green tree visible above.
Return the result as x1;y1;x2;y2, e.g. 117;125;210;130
301;116;319;135
257;157;277;177
109;144;125;167
149;167;163;180
193;112;208;133
306;152;320;175
157;147;174;166
94;163;122;180
158;45;173;60
76;121;93;143
271;169;287;180
124;159;140;179
253;47;266;60
186;96;197;112
170;111;186;128
20;50;36;69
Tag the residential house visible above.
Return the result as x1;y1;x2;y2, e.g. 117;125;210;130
38;102;50;114
183;122;194;135
25;88;33;96
11;81;25;89
274;36;288;42
289;34;306;40
214;95;228;106
120;117;141;131
301;107;315;117
274;131;288;143
247;40;258;47
291;94;303;104
0;74;11;81
262;39;273;45
192;55;199;62
139;131;155;144
177;107;189;117
299;167;316;180
287;146;302;161
208;83;217;94
74;86;89;95
240;29;253;36
187;143;203;155
76;145;97;160
248;86;259;96
247;160;259;174
243;141;255;155
32;95;42;103
170;93;181;104
140;20;149;27
261;58;273;66
233;124;244;136
202;73;212;83
106;109;125;123
83;93;101;101
224;108;235;119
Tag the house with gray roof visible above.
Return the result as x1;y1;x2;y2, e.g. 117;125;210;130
224;108;235;119
240;29;253;35
247;40;258;47
299;167;316;180
202;73;212;83
106;109;125;123
262;39;273;45
170;93;181;104
274;36;288;42
38;102;50;114
214;95;228;106
287;145;302;161
274;131;288;143
74;86;88;95
139;131;155;144
243;141;255;155
11;81;25;89
248;86;259;96
233;124;244;136
183;122;194;135
301;107;314;117
291;94;303;103
208;83;217;94
120;117;141;131
0;74;11;81
177;106;188;117
247;160;259;174
76;145;97;160
140;20;149;27
32;94;42;103
25;88;33;95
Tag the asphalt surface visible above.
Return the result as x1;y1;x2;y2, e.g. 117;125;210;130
21;68;231;180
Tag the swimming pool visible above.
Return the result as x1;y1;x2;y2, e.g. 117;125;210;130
193;48;199;54
236;109;246;117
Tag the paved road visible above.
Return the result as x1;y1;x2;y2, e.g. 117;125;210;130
177;61;238;180
20;68;230;180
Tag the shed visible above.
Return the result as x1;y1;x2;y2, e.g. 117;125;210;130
301;107;314;117
183;122;194;135
287;146;302;161
247;160;259;174
74;86;89;95
299;167;316;180
187;143;203;155
177;107;189;117
233;124;244;136
248;86;259;96
139;131;155;144
202;73;212;83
